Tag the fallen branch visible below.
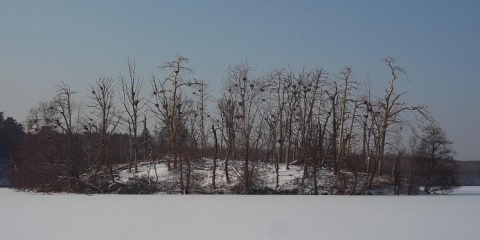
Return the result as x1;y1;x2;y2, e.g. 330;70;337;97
57;176;103;193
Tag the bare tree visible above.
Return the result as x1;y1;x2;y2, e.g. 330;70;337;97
217;94;236;183
193;80;210;159
312;96;332;194
85;76;120;181
374;57;431;176
266;68;288;189
361;80;383;187
390;125;407;195
283;70;300;170
119;59;144;173
26;100;56;132
50;82;82;190
406;134;419;195
150;55;206;194
296;69;326;186
183;100;198;194
211;124;219;190
334;67;358;175
151;55;198;171
222;61;267;193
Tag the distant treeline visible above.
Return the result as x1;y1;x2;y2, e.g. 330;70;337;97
456;161;480;185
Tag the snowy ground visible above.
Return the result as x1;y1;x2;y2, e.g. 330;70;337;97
1;187;479;240
113;159;345;194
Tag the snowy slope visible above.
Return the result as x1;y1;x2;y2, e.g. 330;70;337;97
1;188;479;240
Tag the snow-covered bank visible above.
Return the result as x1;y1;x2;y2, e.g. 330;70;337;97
1;188;479;240
450;186;480;195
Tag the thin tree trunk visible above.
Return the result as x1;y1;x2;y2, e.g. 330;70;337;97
212;125;219;190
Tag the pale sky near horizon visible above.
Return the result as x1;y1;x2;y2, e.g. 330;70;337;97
1;0;479;160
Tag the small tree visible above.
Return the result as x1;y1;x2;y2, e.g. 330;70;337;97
417;124;458;194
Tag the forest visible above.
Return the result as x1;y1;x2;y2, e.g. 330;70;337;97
0;56;462;194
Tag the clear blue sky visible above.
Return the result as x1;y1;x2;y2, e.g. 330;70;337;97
1;0;479;160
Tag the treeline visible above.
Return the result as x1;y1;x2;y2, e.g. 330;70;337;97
0;112;24;186
7;56;459;194
457;161;480;186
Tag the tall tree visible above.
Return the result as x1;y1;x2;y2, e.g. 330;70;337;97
120;59;144;173
334;67;357;176
217;94;236;183
193;80;210;159
296;68;326;186
50;82;82;189
222;61;267;193
374;57;430;176
283;69;300;170
151;55;194;171
266;68;288;189
86;76;120;181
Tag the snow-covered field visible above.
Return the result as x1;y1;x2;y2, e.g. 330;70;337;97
1;187;479;240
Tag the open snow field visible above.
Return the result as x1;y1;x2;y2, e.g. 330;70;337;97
1;188;479;240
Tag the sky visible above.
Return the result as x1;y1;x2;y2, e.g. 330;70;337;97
1;0;479;160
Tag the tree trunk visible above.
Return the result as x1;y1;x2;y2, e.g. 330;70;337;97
212;125;218;190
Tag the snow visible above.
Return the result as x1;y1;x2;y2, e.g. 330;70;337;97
113;159;338;194
450;186;480;195
1;187;480;240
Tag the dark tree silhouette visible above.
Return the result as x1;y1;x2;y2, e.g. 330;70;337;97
0;112;25;186
417;124;458;194
0;112;25;160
